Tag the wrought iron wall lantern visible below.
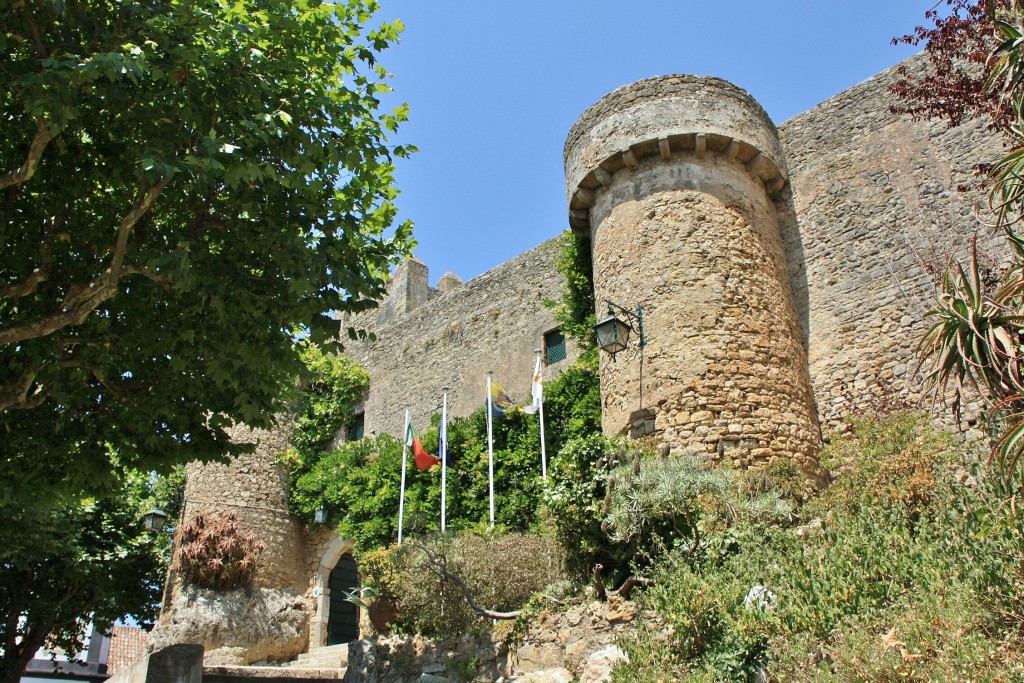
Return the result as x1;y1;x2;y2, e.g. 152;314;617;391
315;505;329;524
594;300;645;359
143;508;168;532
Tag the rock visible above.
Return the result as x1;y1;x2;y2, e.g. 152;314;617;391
509;668;574;683
604;596;637;623
514;643;563;673
562;639;589;673
341;639;378;683
148;585;307;665
579;645;627;683
417;675;449;683
794;517;823;539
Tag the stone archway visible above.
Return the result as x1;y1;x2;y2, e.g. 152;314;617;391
310;536;355;649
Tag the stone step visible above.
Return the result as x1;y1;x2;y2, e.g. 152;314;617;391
204;665;345;682
292;644;350;669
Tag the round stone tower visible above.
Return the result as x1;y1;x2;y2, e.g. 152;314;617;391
152;421;351;664
564;75;822;474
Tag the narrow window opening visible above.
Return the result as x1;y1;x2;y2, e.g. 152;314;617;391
544;328;567;365
350;412;365;441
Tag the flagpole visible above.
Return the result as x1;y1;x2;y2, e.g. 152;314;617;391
441;386;449;533
486;370;495;527
535;349;548;482
398;406;410;545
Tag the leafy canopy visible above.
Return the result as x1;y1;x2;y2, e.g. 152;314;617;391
0;0;414;495
0;469;174;683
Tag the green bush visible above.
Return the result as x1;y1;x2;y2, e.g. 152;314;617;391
615;413;1024;682
543;433;629;581
289;354;602;551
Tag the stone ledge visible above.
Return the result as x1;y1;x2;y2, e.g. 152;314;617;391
204;666;343;681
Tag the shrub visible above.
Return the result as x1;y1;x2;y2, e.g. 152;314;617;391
360;531;566;638
615;412;1024;682
172;511;266;590
543;434;629;581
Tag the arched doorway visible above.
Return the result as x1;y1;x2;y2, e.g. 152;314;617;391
327;553;359;644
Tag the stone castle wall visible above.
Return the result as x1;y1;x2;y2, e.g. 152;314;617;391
341;237;577;439
778;56;1006;432
166;53;1014;660
182;422;307;593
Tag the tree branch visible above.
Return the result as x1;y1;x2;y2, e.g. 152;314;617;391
593;563;607;601
0;118;55;190
0;215;57;299
413;542;522;620
0;179;169;348
592;564;650;601
0;366;47;411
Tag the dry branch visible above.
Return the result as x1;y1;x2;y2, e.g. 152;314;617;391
413;541;523;620
592;564;651;602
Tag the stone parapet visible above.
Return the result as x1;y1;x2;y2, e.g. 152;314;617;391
564;75;788;233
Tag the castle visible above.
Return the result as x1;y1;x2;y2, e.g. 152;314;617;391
152;55;1005;663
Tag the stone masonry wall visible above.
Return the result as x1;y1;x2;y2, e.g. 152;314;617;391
342;237;576;439
589;159;822;474
182;421;307;593
565;74;821;474
779;55;1007;432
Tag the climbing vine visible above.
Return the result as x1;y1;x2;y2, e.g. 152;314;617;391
283;343;370;476
547;230;597;360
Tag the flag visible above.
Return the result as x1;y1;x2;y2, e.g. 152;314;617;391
439;412;453;466
531;355;543;408
406;421;439;470
489;379;517;417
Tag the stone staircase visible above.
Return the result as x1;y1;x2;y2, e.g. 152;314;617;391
289;643;350;673
203;644;350;683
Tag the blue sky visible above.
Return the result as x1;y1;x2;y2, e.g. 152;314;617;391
376;2;929;283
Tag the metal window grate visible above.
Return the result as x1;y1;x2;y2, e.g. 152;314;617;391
544;329;566;365
350;413;365;441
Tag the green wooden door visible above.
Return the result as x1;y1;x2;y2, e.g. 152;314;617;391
327;554;360;644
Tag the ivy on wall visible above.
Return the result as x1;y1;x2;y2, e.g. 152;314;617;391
290;344;370;458
546;230;597;360
285;354;603;555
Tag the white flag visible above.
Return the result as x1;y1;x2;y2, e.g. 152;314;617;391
531;355;543;408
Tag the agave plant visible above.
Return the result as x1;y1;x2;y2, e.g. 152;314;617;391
918;248;1024;472
172;511;267;590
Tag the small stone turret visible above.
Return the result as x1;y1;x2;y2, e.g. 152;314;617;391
564;75;822;474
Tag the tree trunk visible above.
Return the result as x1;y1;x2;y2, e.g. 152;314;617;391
0;625;48;683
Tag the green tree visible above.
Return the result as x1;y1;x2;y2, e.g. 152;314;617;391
0;0;414;497
0;469;171;683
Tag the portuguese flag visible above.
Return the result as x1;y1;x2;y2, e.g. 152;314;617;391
406;422;440;470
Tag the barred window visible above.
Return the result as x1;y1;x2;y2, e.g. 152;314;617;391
350;412;365;441
544;329;566;365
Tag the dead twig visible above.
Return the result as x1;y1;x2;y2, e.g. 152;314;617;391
412;541;522;620
592;563;651;601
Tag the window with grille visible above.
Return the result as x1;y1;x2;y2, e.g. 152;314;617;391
350;412;365;441
544;329;566;365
